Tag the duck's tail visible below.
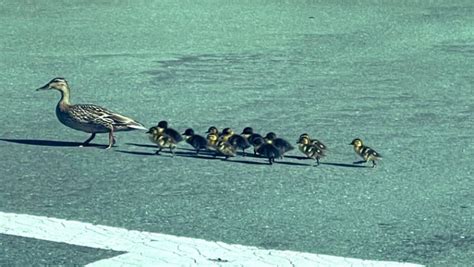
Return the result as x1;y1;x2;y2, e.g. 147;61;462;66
127;122;147;130
110;113;147;131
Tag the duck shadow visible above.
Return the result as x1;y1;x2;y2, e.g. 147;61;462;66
0;138;106;148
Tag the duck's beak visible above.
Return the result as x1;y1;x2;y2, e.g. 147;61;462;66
36;83;50;91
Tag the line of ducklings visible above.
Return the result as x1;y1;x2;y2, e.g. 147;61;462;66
146;121;382;167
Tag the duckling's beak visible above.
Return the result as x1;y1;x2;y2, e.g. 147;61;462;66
36;83;50;91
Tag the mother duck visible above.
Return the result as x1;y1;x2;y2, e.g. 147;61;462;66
36;77;146;149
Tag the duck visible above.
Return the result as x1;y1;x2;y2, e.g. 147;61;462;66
146;126;178;155
36;77;146;149
252;136;281;165
219;128;234;142
264;132;294;157
241;127;262;155
156;120;183;144
297;135;325;166
182;128;208;155
220;127;251;156
215;140;236;159
205;126;219;149
299;133;327;151
349;138;382;168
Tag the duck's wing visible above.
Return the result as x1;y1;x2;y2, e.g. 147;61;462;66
228;135;251;149
257;144;281;159
70;104;146;130
164;128;184;143
361;146;382;159
274;138;294;152
312;139;327;150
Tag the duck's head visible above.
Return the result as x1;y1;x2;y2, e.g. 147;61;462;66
221;127;234;136
146;126;159;135
206;126;218;134
299;133;310;139
157;120;168;129
297;135;310;145
182;128;194;136
350;138;363;147
241;127;254;135
264;132;277;143
36;77;69;92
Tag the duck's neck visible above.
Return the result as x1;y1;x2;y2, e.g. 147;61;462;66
57;86;71;110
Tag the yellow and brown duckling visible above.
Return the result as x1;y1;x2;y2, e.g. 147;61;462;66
299;133;327;151
205;126;219;149
146;126;177;155
218;127;234;142
350;138;382;168
156;120;183;144
264;132;294;157
219;127;251;156
253;136;281;165
182;128;208;155
147;121;182;156
215;140;236;160
36;77;146;149
297;135;326;166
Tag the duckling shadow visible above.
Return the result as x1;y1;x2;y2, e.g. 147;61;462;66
274;160;311;167
115;150;156;156
0;138;105;148
320;162;369;168
220;159;270;166
284;155;309;160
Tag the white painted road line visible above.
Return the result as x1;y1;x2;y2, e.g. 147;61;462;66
0;211;423;266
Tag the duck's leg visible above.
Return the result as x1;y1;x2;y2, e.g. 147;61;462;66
372;160;376;168
106;130;115;149
155;147;162;155
80;133;96;147
170;146;175;157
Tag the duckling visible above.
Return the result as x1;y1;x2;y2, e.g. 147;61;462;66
228;135;251;156
146;126;177;155
299;133;327;151
252;136;281;165
182;128;208;155
205;126;219;149
264;132;294;157
297;135;325;166
219;128;234;142
36;78;146;149
220;127;251;156
241;127;263;155
156;120;183;144
350;138;382;168
215;140;236;159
